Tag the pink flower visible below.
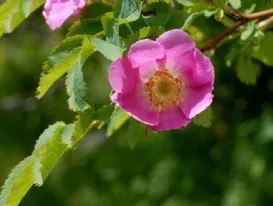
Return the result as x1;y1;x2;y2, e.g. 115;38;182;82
108;29;214;131
43;0;86;30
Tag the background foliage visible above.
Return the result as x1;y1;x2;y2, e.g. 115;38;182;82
1;0;273;205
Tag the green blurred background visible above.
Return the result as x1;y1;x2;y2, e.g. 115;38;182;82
1;6;273;206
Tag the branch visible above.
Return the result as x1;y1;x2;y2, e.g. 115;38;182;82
224;5;245;20
200;8;273;52
258;15;273;29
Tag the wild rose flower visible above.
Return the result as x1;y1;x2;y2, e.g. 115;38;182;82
43;0;86;30
108;29;214;131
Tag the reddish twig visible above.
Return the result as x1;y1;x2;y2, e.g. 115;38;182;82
200;8;273;52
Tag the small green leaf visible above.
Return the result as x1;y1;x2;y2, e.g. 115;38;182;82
252;32;273;66
101;13;123;47
204;9;217;17
107;108;130;136
94;105;115;121
67;19;103;36
193;107;213;128
165;11;198;30
236;54;256;85
128;118;145;149
75;108;95;136
91;37;123;61
114;0;141;23
0;0;45;38
252;30;264;45
228;0;241;9
241;22;256;41
214;9;225;20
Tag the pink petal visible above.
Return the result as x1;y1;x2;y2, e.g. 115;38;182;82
195;49;215;88
128;39;165;68
43;0;86;30
108;56;138;93
167;49;214;88
111;92;159;125
156;29;196;57
180;84;213;119
149;106;191;131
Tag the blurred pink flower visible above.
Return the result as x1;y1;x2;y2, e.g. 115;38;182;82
43;0;86;30
108;29;214;131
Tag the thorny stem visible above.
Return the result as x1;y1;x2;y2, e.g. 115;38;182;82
200;8;273;52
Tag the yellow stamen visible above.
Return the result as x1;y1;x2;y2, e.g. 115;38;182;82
144;68;184;112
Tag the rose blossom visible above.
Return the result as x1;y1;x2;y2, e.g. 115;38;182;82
43;0;86;30
108;29;214;131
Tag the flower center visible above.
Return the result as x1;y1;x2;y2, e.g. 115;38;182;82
144;68;184;112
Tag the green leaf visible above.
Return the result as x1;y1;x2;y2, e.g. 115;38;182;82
67;19;104;37
142;0;171;27
204;9;217;17
65;60;90;112
101;12;123;47
37;36;95;111
0;108;100;205
124;26;164;46
37;35;84;96
193;107;213;128
241;22;256;41
214;0;227;7
0;156;36;206
32;124;75;186
0;121;77;206
84;2;113;19
34;122;65;152
176;0;194;7
33;125;67;186
228;0;241;9
107;108;130;136
94;105;115;121
128;118;145;149
114;0;141;23
91;37;123;61
0;0;45;38
166;11;198;30
236;54;256;85
252;32;273;66
75;108;95;134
